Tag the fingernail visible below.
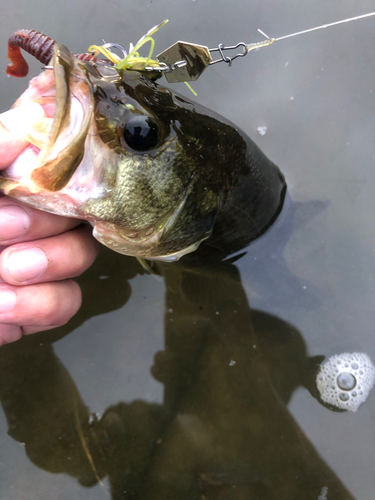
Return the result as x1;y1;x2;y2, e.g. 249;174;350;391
0;288;17;313
0;205;31;240
7;247;48;282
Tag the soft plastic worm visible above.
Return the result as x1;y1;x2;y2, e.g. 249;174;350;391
7;29;97;77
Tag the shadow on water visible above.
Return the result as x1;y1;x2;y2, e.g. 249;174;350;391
0;226;355;499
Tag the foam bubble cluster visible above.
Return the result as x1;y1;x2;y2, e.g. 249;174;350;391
316;352;375;412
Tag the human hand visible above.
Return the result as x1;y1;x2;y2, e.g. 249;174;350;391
0;109;99;346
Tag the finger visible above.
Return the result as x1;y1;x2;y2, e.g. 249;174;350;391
0;123;29;169
0;225;99;285
0;280;82;327
0;323;22;346
0;322;67;346
0;197;82;244
0;103;45;169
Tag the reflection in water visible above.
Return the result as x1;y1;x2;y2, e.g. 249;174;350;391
0;244;354;499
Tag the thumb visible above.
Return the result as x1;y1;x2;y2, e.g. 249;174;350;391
0;103;45;169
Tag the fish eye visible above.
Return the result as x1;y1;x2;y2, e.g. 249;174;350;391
123;115;160;151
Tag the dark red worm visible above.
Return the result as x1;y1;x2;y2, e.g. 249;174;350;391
7;29;98;78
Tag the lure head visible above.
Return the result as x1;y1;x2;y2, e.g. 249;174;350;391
1;43;286;261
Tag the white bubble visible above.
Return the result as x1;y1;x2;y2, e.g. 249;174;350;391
257;126;267;136
316;352;375;412
318;486;328;500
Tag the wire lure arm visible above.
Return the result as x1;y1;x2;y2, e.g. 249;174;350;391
155;37;275;82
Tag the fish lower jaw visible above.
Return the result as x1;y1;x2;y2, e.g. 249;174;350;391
92;222;204;261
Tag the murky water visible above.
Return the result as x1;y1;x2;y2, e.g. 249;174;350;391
1;1;375;498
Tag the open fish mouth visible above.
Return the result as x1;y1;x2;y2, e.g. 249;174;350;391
2;44;93;195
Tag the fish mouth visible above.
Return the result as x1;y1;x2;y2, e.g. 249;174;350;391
2;44;93;194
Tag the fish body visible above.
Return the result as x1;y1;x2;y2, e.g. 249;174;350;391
1;43;286;261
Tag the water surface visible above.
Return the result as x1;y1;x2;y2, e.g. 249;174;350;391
1;1;375;498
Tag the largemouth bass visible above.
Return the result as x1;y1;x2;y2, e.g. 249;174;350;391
1;32;286;261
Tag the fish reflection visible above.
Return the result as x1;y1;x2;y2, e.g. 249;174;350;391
0;241;354;499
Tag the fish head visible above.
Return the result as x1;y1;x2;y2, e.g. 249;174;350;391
1;43;286;261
